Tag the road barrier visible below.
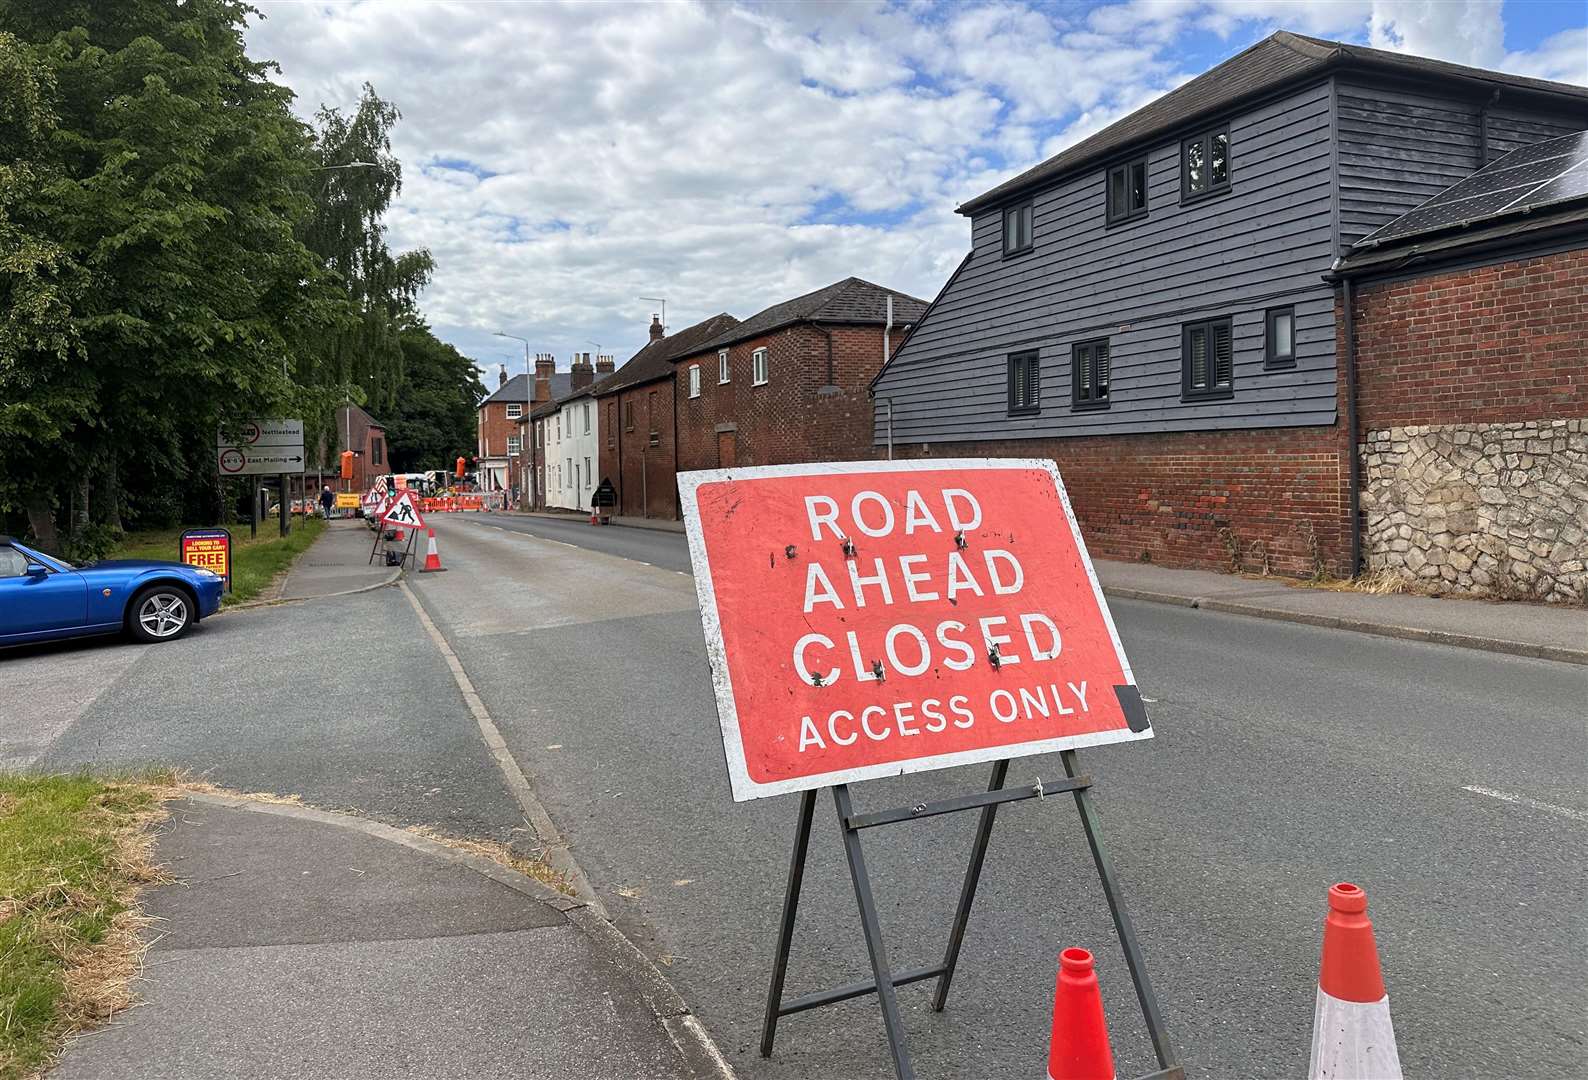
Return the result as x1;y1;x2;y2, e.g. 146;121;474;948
1309;883;1402;1079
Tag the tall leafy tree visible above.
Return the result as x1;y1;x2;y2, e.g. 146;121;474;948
0;0;341;548
383;319;485;473
301;85;433;421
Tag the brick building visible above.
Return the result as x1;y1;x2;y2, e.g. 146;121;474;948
591;313;740;520
672;278;926;475
477;359;570;500
523;353;612;510
1332;139;1588;602
872;32;1586;586
315;404;387;494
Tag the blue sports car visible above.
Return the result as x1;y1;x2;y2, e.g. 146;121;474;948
0;536;225;648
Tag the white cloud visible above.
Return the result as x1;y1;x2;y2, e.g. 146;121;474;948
244;0;1585;374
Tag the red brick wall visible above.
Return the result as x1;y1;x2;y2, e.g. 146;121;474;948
893;425;1352;577
674;324;896;475
1353;246;1588;430
598;379;679;519
477;401;527;459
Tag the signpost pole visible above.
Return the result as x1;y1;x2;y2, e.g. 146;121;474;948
251;484;260;540
278;473;289;537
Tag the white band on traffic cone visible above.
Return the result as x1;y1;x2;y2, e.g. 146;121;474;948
1307;986;1402;1080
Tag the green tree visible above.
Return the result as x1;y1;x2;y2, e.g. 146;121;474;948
383;319;485;473
0;0;341;549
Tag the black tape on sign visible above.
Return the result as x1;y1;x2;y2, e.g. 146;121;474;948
1114;684;1151;733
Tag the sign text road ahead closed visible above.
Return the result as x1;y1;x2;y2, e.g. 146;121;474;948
680;459;1150;802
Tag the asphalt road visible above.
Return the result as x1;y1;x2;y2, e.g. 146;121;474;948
3;516;1581;1079
470;511;693;572
411;515;1585;1080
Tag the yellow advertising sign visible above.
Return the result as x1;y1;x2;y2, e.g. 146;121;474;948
178;529;231;590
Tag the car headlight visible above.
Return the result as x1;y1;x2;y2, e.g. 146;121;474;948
192;568;220;579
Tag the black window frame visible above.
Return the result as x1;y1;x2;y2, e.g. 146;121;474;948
1104;157;1149;225
1181;316;1234;401
1001;200;1033;257
1180;125;1231;203
1070;339;1111;410
1007;350;1040;416
1264;305;1296;369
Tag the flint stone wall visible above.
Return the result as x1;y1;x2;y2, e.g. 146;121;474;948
1361;419;1586;602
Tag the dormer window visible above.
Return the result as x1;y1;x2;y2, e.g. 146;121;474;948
1182;127;1230;201
1106;158;1148;224
1002;200;1033;256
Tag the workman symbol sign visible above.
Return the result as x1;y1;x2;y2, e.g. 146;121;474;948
379;490;425;530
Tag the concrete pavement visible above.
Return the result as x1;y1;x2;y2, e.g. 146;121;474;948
55;794;700;1080
415;513;1586;1080
277;517;403;600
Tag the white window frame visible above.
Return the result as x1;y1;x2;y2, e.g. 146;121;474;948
506;402;523;419
583;402;591;434
507;434;522;454
583;456;591;486
689;364;701;398
752;347;769;386
718;349;730;384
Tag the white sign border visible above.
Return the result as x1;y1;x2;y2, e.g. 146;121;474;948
679;457;1150;803
379;489;426;529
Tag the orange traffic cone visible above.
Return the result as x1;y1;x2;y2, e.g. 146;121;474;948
392;526;406;542
1048;948;1115;1080
421;528;446;572
1309;883;1401;1079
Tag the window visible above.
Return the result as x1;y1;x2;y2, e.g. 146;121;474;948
647;390;659;447
1007;350;1040;416
584;457;591;487
688;364;701;398
507;434;522;454
752;347;769;386
1182;127;1230;200
1002;200;1033;256
606;402;616;447
1071;339;1110;409
718;349;730;384
554;415;560;440
1265;306;1295;368
534;423;541;448
506;402;523;419
583;402;591;434
0;547;29;578
371;438;383;465
624;401;634;431
1106;158;1148;224
1182;316;1233;400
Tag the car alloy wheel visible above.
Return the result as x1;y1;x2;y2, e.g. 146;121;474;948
136;591;190;640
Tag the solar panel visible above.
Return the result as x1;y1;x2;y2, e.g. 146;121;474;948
1354;129;1588;248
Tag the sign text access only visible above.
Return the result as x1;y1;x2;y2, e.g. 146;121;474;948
681;459;1150;802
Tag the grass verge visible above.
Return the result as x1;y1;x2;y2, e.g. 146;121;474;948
0;774;175;1080
109;518;326;606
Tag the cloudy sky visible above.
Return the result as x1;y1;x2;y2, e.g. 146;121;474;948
247;0;1588;381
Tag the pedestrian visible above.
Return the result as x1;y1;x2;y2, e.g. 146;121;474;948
319;485;335;519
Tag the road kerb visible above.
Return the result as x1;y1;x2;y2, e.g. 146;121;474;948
1102;587;1587;666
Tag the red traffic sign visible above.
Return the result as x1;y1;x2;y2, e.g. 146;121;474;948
379;489;425;530
680;459;1150;802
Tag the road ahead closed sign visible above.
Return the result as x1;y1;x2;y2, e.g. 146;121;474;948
680;459;1151;801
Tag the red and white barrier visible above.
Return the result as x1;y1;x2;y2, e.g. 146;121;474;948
1308;882;1402;1080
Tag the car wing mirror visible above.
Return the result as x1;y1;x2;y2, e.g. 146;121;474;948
25;562;50;577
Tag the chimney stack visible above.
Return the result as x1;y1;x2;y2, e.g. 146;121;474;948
649;314;664;342
595;354;615;375
570;352;595;391
534;353;554;402
498;364;508;389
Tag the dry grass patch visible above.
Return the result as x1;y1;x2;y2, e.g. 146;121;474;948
0;774;181;1080
1294;569;1432;596
408;826;575;896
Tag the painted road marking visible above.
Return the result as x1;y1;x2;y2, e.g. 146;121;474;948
1462;785;1587;823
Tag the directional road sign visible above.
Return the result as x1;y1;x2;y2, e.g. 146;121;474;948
217;418;304;476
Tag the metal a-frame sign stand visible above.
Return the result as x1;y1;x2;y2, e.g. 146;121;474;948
758;739;1183;1080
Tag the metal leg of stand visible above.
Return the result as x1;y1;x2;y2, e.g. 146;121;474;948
760;788;817;1057
930;758;1009;1012
1060;749;1178;1071
834;784;915;1080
